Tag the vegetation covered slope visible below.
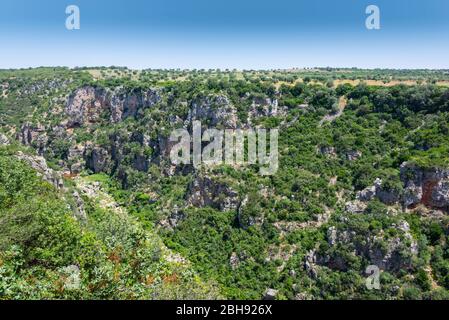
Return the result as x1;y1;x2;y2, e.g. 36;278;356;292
1;67;449;300
0;144;219;299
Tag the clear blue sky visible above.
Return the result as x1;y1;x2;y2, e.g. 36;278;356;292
0;0;448;69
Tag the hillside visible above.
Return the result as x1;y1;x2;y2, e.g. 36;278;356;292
1;67;449;300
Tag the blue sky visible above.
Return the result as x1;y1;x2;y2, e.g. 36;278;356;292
0;0;448;69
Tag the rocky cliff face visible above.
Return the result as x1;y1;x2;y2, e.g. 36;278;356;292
65;86;161;127
314;221;418;272
401;163;449;210
186;175;240;212
18;122;48;155
66;86;110;127
189;94;238;128
237;196;265;229
85;144;112;174
352;163;449;213
0;133;9;146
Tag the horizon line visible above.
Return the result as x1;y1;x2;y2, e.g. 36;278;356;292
2;66;449;72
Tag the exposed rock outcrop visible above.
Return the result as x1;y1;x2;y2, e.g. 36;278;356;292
158;206;186;230
319;146;337;157
273;212;330;235
377;189;401;206
237;196;264;229
353;163;449;212
66;86;110;127
20;79;70;95
229;252;241;270
85;145;112;174
16;151;64;189
65;86;161;127
67;144;86;174
188;94;238;128
71;190;87;221
18;122;48;155
0;133;9;146
345;200;367;214
356;179;381;202
263;288;278;300
346;150;362;161
186;175;239;212
304;249;319;279
248;97;286;124
110;88;161;122
322;222;418;272
356;178;400;205
401;163;449;210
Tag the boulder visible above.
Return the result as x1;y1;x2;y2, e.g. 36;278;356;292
18;122;48;155
345;200;367;214
263;288;278;300
110;88;161;122
356;183;377;202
